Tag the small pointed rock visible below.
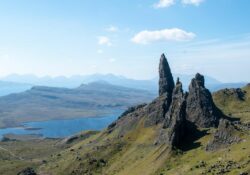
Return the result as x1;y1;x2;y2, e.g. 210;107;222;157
159;54;175;96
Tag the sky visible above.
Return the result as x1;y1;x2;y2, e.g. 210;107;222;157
0;0;250;83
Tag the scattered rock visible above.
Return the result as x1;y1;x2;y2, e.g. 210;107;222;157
239;172;248;175
17;167;37;175
216;88;246;101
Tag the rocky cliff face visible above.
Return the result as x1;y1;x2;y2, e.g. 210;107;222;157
108;53;228;149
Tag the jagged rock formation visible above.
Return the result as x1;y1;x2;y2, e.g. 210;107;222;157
206;119;241;151
157;80;187;147
186;73;222;128
108;53;227;149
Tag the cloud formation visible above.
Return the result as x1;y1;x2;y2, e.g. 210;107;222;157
106;25;118;32
182;0;204;6
108;58;116;63
131;28;196;44
154;0;175;8
97;49;103;54
154;0;204;8
98;36;112;46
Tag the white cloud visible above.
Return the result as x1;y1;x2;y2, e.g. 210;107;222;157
131;28;196;44
106;25;118;32
97;49;103;54
98;36;112;46
154;0;175;8
108;58;116;63
181;0;204;6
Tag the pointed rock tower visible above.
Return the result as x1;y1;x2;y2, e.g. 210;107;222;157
144;54;175;126
159;54;175;96
186;73;222;128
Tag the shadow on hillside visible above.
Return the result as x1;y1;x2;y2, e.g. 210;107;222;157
179;121;208;152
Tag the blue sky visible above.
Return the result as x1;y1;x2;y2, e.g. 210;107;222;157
0;0;249;82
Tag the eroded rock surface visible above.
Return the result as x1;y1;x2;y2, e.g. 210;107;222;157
206;119;241;151
158;80;187;147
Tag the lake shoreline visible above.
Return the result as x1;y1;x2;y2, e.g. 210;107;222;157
0;110;123;140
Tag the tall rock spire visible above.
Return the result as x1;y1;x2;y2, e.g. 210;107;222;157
159;54;175;96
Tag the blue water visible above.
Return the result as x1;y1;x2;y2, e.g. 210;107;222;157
0;111;122;139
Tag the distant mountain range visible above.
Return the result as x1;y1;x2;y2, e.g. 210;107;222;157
0;81;32;96
0;81;155;128
0;74;247;97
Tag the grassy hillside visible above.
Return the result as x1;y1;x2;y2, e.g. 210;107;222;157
213;84;250;122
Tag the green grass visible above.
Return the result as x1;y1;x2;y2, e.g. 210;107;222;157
0;138;62;175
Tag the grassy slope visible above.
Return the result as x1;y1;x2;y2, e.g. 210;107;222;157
39;118;172;175
0;138;62;175
213;85;250;122
39;124;250;175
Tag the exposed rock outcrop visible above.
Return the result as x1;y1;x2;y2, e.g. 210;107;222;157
206;119;241;151
106;93;171;135
144;93;170;127
186;73;222;128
